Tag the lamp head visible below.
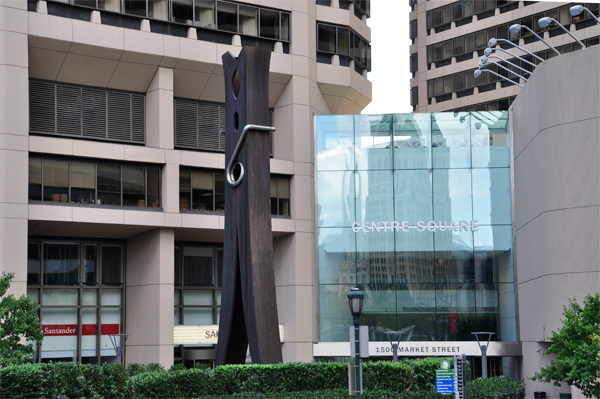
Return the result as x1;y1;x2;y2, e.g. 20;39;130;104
509;24;522;35
538;17;552;28
347;287;364;316
474;69;482;78
481;55;488;64
478;61;485;69
488;38;498;47
570;5;584;16
484;48;493;56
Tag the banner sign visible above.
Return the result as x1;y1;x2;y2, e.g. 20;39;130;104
43;324;120;336
174;324;285;345
352;220;479;233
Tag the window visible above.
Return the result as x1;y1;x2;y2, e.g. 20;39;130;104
426;4;586;67
28;240;124;364
174;245;223;327
29;80;145;145
270;176;290;216
173;98;274;156
179;168;290;216
29;156;161;208
316;23;371;73
48;1;290;43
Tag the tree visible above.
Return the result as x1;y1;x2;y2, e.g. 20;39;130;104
0;272;44;367
531;293;600;399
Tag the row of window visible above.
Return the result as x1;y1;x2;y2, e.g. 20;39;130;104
316;0;370;18
426;37;600;100
179;169;290;216
28;156;291;216
426;3;598;66
317;23;372;72
27;239;227;363
29;157;161;208
27;240;124;364
451;97;516;113
51;0;290;42
30;80;145;144
29;81;275;155
426;0;519;32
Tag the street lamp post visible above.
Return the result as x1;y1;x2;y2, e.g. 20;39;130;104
471;332;495;378
348;287;364;399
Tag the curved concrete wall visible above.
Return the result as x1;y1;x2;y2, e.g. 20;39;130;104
511;45;600;398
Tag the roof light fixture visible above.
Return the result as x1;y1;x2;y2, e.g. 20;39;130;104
538;17;586;49
478;59;528;82
509;24;561;55
481;55;532;77
570;5;600;24
485;46;538;69
489;38;544;62
474;68;524;88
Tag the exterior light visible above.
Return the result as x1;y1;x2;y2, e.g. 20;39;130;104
481;55;532;77
348;286;364;316
538;17;586;49
486;45;539;69
348;287;364;399
509;23;560;55
570;5;600;24
472;332;495;378
474;68;523;88
488;38;544;62
479;59;528;82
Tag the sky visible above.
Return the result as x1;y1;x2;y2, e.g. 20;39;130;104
361;0;413;115
360;0;600;115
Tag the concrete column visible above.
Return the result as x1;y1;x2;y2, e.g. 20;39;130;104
0;1;29;297
125;229;174;366
146;67;174;150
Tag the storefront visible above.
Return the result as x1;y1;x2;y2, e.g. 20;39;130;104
314;111;520;377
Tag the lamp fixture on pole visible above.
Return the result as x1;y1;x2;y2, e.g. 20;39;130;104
538;17;586;49
481;55;532;76
348;287;364;399
471;332;495;378
488;38;544;62
474;69;523;88
570;5;600;24
509;24;560;55
484;47;538;69
479;59;528;82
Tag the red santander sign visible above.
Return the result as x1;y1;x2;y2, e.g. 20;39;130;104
43;324;119;336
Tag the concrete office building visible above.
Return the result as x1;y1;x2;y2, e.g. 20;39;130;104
511;44;600;398
0;0;372;365
408;0;600;113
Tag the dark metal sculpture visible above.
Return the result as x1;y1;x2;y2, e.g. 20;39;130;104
216;47;283;365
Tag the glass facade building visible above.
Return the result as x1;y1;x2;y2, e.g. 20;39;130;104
316;112;515;345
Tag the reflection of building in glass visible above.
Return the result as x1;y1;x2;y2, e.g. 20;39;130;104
316;112;515;349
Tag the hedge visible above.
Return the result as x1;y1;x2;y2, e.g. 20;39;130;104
0;358;524;399
127;359;445;398
468;376;526;399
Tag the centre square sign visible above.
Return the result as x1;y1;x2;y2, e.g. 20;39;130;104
313;341;522;358
352;220;480;233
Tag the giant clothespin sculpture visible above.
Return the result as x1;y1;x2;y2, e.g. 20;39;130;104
216;47;283;365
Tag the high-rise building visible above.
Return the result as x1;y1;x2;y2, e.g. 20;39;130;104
0;0;372;366
409;0;600;112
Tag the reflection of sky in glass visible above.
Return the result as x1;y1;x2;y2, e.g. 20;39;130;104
315;112;515;343
433;169;472;222
317;171;355;227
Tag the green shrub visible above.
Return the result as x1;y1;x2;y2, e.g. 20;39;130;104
169;362;187;372
467;376;526;399
0;362;131;399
